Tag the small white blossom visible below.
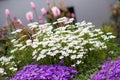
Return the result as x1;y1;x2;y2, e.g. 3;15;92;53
14;44;23;47
33;55;37;59
11;39;16;43
59;56;64;59
37;54;46;61
0;68;4;73
26;39;32;46
77;54;84;59
32;50;38;56
76;60;81;65
9;67;17;71
71;55;77;60
108;35;116;39
0;68;5;74
41;49;47;54
16;29;22;33
11;48;18;53
31;42;39;48
71;64;76;67
19;45;26;50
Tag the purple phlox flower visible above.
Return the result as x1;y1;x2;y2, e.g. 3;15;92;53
11;64;77;80
89;57;120;80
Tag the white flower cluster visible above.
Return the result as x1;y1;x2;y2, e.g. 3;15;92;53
11;18;116;66
0;68;6;75
11;29;22;34
0;56;17;75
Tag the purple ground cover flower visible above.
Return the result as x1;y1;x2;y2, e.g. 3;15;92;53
11;64;77;80
89;57;120;80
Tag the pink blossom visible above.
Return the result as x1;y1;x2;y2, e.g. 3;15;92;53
26;11;33;22
17;19;22;25
51;6;61;17
71;13;75;18
46;0;50;5
38;16;43;24
113;4;118;9
5;9;10;18
41;8;47;16
30;2;36;9
13;15;17;20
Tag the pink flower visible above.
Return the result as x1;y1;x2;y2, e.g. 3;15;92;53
30;2;36;9
71;13;75;18
113;4;118;9
17;19;22;25
51;6;61;17
46;0;50;5
38;16;43;24
13;15;17;20
41;8;47;16
5;9;10;18
26;11;33;22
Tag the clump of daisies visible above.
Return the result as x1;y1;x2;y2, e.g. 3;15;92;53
0;56;17;77
10;17;116;69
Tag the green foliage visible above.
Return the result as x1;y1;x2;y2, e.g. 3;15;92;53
73;68;98;80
